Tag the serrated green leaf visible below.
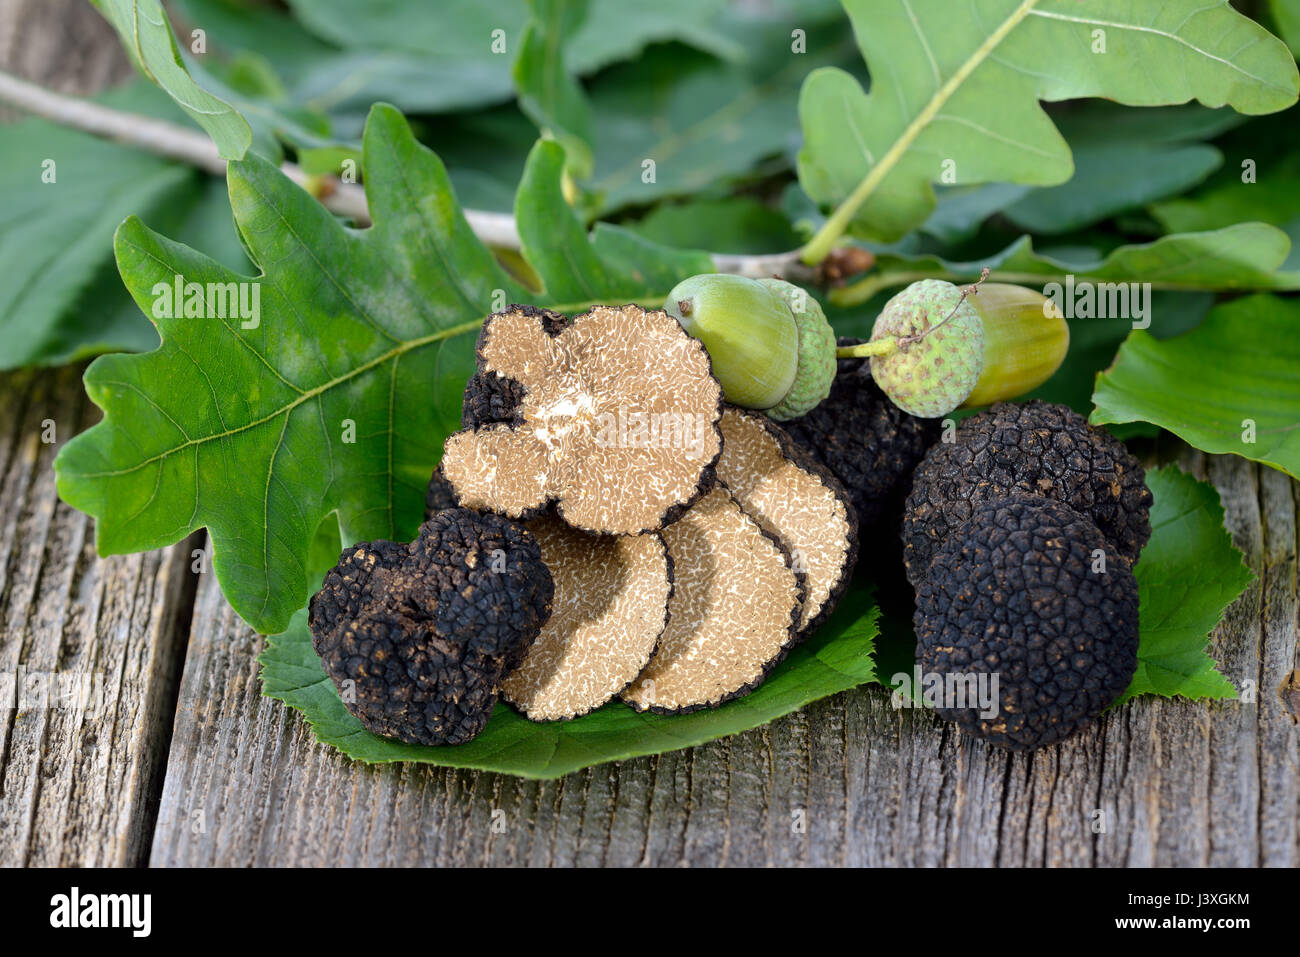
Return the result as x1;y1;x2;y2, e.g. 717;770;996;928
1091;295;1300;479
1121;466;1253;702
798;0;1299;251
54;109;710;635
90;0;253;159
259;581;879;778
56;106;500;633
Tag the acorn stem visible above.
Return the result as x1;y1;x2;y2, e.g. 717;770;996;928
837;339;898;358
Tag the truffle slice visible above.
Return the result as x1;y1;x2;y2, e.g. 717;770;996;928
621;487;803;714
902;400;1152;585
914;495;1140;751
460;305;570;430
309;509;554;746
440;304;723;535
502;518;672;721
782;339;940;527
714;406;857;634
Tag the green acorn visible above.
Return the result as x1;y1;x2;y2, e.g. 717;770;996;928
959;283;1069;408
838;276;1069;416
664;274;798;411
664;274;837;420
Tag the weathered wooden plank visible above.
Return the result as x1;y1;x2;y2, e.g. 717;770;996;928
150;447;1300;867
0;367;201;866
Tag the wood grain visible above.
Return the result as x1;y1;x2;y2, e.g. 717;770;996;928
148;446;1299;867
0;367;201;866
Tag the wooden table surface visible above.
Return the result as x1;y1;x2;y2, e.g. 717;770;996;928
1;2;1297;868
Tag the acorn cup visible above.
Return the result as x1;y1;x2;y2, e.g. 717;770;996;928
839;276;1069;417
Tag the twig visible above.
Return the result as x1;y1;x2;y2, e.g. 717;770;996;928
0;70;814;281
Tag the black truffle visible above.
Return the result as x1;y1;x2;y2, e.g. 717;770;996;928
309;508;554;745
913;495;1140;751
902;399;1152;585
423;464;458;519
782;338;939;527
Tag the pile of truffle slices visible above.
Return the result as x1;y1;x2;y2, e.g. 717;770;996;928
901;401;1153;751
309;304;860;747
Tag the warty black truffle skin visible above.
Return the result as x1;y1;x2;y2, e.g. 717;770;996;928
913;495;1140;751
782;338;940;527
424;464;458;520
309;508;554;746
902;399;1152;585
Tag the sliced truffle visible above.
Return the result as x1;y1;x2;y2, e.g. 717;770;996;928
782;338;940;527
714;406;857;634
440;304;723;535
502;518;672;721
621;486;803;714
309;509;554;746
460;305;571;429
902;400;1152;585
914;495;1140;751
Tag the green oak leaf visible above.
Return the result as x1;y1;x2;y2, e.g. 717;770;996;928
798;0;1299;250
630;197;802;255
0;82;249;370
830;222;1300;308
513;0;595;181
54;107;710;635
514;140;712;304
1122;466;1254;702
259;579;879;778
1091;295;1300;479
91;0;253;159
285;0;741;76
920;101;1244;243
587;21;860;216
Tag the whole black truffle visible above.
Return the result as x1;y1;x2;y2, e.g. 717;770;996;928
782;338;939;527
309;508;554;745
902;399;1152;585
424;464;458;520
914;495;1140;751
